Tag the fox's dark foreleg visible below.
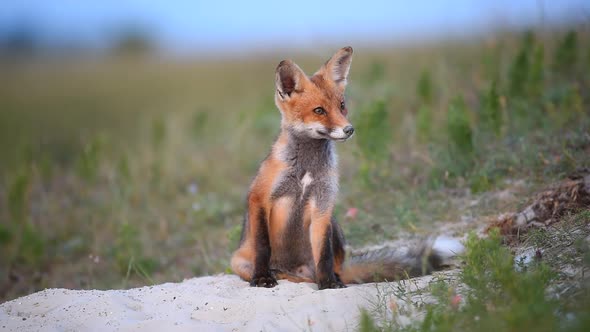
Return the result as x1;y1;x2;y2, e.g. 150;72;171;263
310;210;346;290
249;204;277;288
230;198;277;288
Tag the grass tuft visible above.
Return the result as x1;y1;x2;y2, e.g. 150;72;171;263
359;226;590;332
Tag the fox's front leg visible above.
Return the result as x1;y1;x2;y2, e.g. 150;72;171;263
248;199;277;288
231;196;277;288
309;204;346;290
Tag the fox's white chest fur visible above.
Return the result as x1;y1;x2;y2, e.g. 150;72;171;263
270;132;338;213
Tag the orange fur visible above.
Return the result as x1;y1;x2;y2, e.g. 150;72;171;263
231;47;354;289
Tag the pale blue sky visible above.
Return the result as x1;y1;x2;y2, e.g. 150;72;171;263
1;0;588;53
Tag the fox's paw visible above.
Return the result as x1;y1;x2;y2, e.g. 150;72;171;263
250;275;278;288
317;278;346;290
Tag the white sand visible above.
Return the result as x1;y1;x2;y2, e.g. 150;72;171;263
0;273;450;332
0;236;465;331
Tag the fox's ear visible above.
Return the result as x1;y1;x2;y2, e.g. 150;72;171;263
318;46;353;88
275;60;307;100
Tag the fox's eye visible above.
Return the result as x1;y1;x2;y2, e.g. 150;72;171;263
340;101;345;110
313;107;327;115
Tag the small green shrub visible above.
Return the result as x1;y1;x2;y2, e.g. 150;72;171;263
151;116;167;149
508;31;541;98
117;155;131;183
417;70;433;105
0;224;11;245
528;45;545;98
360;230;566;332
393;204;417;229
446;96;473;173
18;223;45;265
416;105;432;143
522;30;536;52
114;222;157;283
447;97;473;156
469;172;492;194
508;47;530;98
5;168;45;266
191;109;209;138
553;30;578;75
356;100;391;160
8;169;30;224
355;100;392;186
76;137;102;181
359;310;379;332
364;61;386;85
459;230;557;331
479;81;502;137
115;222;140;273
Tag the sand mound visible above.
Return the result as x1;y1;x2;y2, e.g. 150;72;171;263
0;274;414;331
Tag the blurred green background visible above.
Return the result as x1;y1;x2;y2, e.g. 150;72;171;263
0;1;589;304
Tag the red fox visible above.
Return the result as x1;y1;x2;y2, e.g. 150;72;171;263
231;47;449;289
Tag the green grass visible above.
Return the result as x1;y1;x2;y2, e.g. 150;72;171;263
0;27;589;304
359;210;590;332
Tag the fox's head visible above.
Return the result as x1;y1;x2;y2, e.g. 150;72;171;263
275;46;354;141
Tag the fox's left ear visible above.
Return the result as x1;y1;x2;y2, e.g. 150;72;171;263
318;46;353;89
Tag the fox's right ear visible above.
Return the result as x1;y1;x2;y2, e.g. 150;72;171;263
275;60;307;100
318;46;353;89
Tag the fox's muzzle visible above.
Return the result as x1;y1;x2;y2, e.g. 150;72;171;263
328;125;354;141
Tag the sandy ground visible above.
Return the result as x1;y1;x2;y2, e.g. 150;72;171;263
0;234;467;332
0;272;458;332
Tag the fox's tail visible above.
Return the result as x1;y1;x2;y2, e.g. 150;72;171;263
339;236;463;284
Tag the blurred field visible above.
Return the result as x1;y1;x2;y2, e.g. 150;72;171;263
0;27;589;304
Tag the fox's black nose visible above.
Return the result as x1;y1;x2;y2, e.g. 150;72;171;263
343;125;355;136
